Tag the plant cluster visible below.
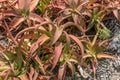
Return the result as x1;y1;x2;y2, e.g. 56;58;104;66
0;0;120;80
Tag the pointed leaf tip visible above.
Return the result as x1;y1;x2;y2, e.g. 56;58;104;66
52;43;63;70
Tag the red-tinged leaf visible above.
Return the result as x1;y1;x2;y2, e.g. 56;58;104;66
92;60;97;76
39;76;51;80
0;14;3;21
57;15;70;25
97;53;120;60
2;10;17;16
28;66;35;80
82;11;92;17
52;27;63;45
44;63;51;71
29;13;44;23
15;26;40;40
39;26;47;31
18;0;30;9
69;59;78;63
77;0;89;10
51;43;63;70
113;10;120;21
83;54;92;59
30;34;49;54
9;17;25;31
26;19;32;27
0;0;6;2
20;75;29;80
35;56;46;74
63;22;84;32
30;66;35;76
33;70;39;80
29;0;39;11
69;35;84;56
72;15;78;25
89;0;97;3
63;31;70;45
67;61;75;76
64;0;69;5
58;64;66;80
0;43;5;50
36;34;49;45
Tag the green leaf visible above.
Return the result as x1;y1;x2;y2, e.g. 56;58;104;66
99;27;111;39
63;44;70;54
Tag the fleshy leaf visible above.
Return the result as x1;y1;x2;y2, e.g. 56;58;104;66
18;0;30;10
97;53;120;60
58;64;66;80
9;17;25;31
29;0;39;11
92;60;97;77
30;34;49;54
35;56;46;74
83;54;92;59
29;13;44;23
67;61;75;76
113;10;120;21
52;27;63;45
0;0;7;2
51;43;63;70
69;35;84;56
28;66;35;80
63;31;70;45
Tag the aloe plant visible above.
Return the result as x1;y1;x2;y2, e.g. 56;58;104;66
0;0;120;80
81;32;119;78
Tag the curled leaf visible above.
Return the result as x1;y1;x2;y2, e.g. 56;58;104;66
29;13;44;23
30;34;49;54
35;56;46;74
113;10;120;21
67;61;75;76
52;27;63;45
92;60;97;77
58;64;66;80
0;0;7;2
78;66;90;78
9;17;25;31
52;43;63;70
29;0;39;11
69;35;84;56
63;31;70;45
97;53;120;60
18;0;30;10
